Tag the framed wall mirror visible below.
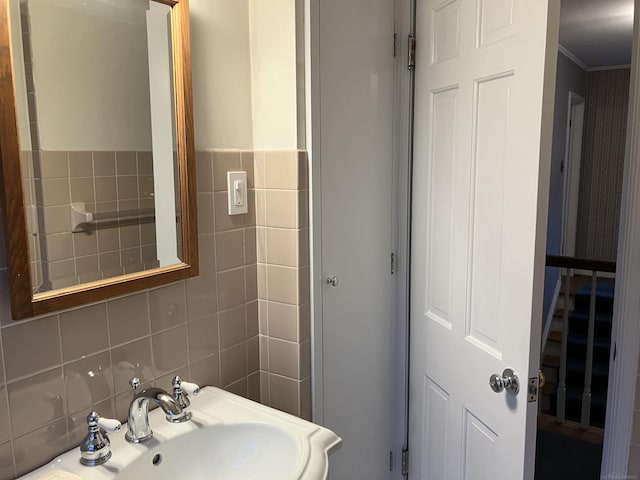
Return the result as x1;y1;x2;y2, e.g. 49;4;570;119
0;0;198;320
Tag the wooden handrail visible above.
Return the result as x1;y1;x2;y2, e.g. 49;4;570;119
546;255;616;273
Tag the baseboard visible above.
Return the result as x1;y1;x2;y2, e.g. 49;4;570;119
542;277;562;351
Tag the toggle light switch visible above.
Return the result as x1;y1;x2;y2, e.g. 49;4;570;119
227;171;248;215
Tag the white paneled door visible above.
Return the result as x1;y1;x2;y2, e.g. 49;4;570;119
409;0;559;479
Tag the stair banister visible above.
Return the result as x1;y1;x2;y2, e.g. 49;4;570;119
581;272;598;428
557;268;572;422
545;255;616;427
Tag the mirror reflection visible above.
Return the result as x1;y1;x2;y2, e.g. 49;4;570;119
10;0;182;294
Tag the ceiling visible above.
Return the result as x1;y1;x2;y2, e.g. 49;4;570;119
559;0;634;68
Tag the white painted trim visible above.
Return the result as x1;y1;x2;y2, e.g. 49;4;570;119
601;0;640;475
558;43;589;71
390;0;413;477
558;43;631;72
524;4;561;476
542;277;562;350
559;92;585;257
146;6;179;267
306;0;324;424
587;64;632;72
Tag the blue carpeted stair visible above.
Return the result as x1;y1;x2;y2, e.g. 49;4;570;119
550;279;614;428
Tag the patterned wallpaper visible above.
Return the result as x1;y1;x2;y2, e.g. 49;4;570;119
575;68;630;261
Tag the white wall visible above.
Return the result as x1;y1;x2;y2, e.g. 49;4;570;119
249;0;298;150
191;0;300;151
24;0;299;152
29;0;153;151
190;0;254;150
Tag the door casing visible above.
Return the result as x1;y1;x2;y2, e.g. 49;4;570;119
602;0;640;473
560;92;585;257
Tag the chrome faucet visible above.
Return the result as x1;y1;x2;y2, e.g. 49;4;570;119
125;378;183;443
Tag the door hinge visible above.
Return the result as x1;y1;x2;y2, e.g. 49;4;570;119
390;450;393;471
391;252;396;275
407;34;416;70
394;33;398;57
402;446;409;477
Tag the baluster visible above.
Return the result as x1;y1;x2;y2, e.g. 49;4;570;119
581;271;598;428
557;268;572;422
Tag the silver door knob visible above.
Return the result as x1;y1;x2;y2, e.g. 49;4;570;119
489;368;519;395
326;276;339;287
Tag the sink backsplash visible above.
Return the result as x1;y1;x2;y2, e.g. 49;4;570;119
0;149;311;478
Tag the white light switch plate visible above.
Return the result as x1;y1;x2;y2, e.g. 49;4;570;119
227;171;248;215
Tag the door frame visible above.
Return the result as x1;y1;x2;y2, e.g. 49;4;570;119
306;0;413;476
305;0;324;426
559;91;585;256
308;0;640;476
601;0;640;474
391;0;415;476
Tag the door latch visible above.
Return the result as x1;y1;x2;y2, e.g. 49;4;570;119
528;370;545;402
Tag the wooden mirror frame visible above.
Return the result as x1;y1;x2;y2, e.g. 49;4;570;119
0;0;198;320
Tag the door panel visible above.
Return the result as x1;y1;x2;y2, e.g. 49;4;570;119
469;72;513;358
409;0;559;478
421;378;449;478
318;0;396;478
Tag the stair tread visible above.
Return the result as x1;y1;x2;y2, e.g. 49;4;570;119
543;355;560;368
548;331;562;343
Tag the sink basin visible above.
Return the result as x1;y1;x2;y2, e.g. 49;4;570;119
18;387;341;480
117;423;304;480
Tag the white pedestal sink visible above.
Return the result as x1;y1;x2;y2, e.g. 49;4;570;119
18;387;342;480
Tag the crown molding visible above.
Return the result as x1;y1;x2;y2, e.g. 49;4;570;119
558;43;631;72
558;43;588;70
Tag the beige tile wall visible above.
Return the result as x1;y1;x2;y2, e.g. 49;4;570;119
255;151;311;419
0;149;260;478
35;150;159;291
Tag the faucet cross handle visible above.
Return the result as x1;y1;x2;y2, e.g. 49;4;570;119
169;376;200;423
80;411;122;466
